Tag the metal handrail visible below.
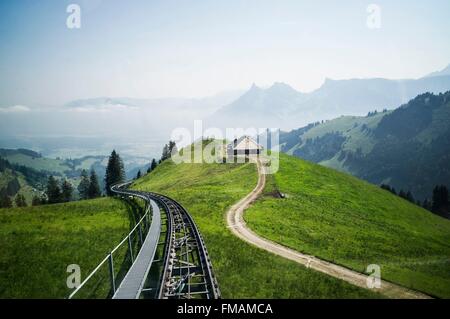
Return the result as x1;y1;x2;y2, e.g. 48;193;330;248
68;187;151;299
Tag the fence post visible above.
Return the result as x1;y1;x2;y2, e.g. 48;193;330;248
108;253;116;294
139;222;143;245
128;235;134;263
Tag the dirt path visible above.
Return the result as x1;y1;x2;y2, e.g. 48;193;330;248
225;157;432;299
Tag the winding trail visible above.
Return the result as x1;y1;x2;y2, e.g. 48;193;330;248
226;158;432;299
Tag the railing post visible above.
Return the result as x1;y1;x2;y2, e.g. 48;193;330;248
108;253;116;294
138;222;143;245
128;235;134;263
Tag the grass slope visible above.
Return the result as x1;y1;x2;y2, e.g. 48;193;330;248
0;197;131;298
0;152;70;174
132;159;380;298
285;112;387;156
245;153;450;298
0;169;41;206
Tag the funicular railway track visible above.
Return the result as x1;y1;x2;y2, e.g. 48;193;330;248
111;183;220;299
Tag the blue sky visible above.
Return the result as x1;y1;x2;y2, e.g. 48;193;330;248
1;0;449;106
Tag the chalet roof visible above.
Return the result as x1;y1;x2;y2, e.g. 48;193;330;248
228;136;263;150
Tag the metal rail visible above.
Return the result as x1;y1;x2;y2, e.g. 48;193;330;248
68;185;152;299
147;192;221;299
69;181;220;299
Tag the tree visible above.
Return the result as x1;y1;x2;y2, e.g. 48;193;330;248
0;194;12;208
168;140;177;155
61;179;73;202
32;195;42;206
88;170;101;199
15;194;27;207
381;184;397;195
422;199;432;211
47;176;61;204
161;141;177;162
161;144;170;161
105;150;125;196
406;191;415;203
432;185;449;216
78;169;90;200
151;158;157;171
136;170;142;179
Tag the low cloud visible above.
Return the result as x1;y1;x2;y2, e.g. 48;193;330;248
0;105;31;113
69;103;139;113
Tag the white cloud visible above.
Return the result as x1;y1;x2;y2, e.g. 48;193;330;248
0;105;31;113
68;103;139;113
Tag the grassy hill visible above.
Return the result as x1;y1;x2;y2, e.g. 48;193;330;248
0;149;151;201
245;153;450;298
280;91;450;200
0;148;71;174
0;161;44;207
3;147;447;298
132;158;380;298
0;197;131;298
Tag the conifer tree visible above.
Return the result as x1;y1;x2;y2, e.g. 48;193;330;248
105;150;125;195
406;191;415;203
32;195;42;206
78;169;90;200
152;158;157;169
161;144;169;161
15;194;27;207
0;194;12;208
61;179;73;202
88;170;101;199
168;140;177;155
432;185;449;216
47;176;61;204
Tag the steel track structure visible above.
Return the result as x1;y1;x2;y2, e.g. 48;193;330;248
111;183;220;299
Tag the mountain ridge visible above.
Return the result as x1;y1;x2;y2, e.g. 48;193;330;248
278;91;450;201
208;72;450;130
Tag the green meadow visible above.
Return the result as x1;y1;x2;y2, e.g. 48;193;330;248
245;153;450;298
132;159;380;298
0;197;131;298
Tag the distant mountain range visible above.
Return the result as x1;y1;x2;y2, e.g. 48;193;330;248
207;65;450;130
425;64;450;78
65;90;244;117
278;91;450;201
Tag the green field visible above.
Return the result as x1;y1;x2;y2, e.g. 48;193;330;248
0;152;71;174
284;112;387;157
0;197;131;298
132;159;380;298
245;153;450;298
0;169;41;207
